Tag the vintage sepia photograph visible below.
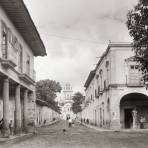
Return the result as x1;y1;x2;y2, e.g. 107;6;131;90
0;0;148;147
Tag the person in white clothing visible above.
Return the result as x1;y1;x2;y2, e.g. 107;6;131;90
68;118;72;127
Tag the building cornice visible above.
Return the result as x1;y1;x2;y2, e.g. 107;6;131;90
95;42;132;70
0;0;46;56
84;42;132;89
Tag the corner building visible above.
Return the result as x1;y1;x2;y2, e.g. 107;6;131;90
82;42;148;130
0;0;46;136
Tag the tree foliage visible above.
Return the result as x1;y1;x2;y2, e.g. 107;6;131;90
126;0;148;80
36;79;62;112
72;92;84;114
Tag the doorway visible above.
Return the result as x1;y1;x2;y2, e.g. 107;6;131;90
124;109;133;128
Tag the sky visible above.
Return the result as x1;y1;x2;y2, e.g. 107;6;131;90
24;0;138;93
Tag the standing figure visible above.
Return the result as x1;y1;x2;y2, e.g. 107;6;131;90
140;116;145;129
132;108;138;129
9;120;13;135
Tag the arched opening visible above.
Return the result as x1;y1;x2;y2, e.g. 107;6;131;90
120;93;148;129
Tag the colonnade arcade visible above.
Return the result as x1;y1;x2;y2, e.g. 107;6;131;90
0;74;34;137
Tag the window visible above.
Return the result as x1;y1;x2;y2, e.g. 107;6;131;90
135;65;139;69
98;86;100;94
107;98;110;112
102;102;105;125
130;65;139;70
96;74;99;79
128;64;143;86
95;89;97;97
8;28;13;44
12;36;18;49
105;61;109;68
26;55;30;75
100;108;102;127
91;94;93;100
130;65;134;70
66;84;70;90
99;69;103;91
106;61;110;87
18;44;23;73
2;23;8;59
104;80;106;90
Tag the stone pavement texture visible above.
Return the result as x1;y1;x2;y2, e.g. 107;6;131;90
2;120;148;148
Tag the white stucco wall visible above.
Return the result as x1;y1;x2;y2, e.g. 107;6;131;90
0;6;35;91
82;43;148;129
36;104;60;127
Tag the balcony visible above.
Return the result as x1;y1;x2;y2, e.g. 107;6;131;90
95;94;100;99
99;89;103;95
127;82;144;87
127;76;144;87
0;58;16;69
19;73;35;85
33;70;36;81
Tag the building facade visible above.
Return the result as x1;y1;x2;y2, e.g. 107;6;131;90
0;0;46;136
81;42;148;130
58;83;74;120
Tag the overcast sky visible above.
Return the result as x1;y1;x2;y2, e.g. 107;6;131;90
24;0;137;93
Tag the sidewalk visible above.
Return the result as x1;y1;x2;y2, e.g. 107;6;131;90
0;120;60;145
81;123;114;132
36;119;60;128
81;122;148;133
0;133;33;145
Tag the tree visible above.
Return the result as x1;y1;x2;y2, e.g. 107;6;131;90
126;0;148;80
72;92;84;114
36;79;62;112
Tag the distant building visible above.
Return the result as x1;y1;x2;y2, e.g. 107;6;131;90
58;83;74;120
0;0;46;136
81;42;148;130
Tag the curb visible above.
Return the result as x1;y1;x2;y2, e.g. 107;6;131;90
81;122;148;133
0;133;34;145
82;123;113;132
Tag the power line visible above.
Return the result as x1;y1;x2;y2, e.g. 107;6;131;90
40;32;106;44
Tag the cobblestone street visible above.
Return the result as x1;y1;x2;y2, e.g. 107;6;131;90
1;120;148;148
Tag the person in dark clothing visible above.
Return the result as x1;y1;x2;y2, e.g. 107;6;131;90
0;118;4;135
86;119;89;124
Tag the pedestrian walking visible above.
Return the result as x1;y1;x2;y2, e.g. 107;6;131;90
68;118;72;127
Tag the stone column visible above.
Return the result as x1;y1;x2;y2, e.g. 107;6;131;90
3;78;9;137
23;89;28;133
31;91;36;127
15;85;21;134
132;109;137;129
28;91;36;133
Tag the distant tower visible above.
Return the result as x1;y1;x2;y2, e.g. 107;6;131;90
59;83;74;120
63;83;73;101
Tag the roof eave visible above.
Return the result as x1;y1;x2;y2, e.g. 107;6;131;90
84;70;96;88
0;0;46;56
